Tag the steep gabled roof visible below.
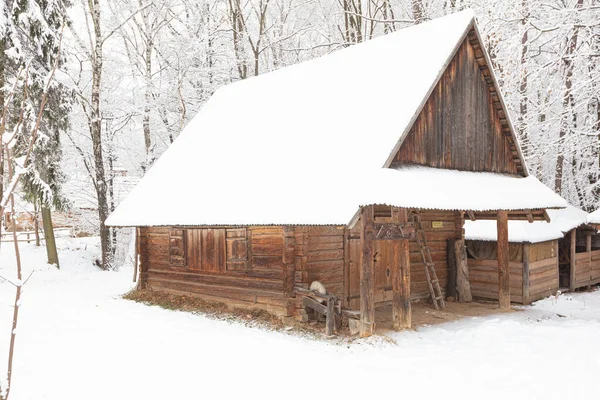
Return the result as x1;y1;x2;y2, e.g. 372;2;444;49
107;10;565;227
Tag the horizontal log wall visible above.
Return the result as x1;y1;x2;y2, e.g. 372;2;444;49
139;226;292;316
468;240;559;304
591;250;600;285
469;259;524;304
528;256;559;303
292;226;346;313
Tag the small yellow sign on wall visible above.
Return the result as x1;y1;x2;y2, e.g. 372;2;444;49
432;221;444;229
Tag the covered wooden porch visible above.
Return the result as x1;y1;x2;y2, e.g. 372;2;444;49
354;205;550;337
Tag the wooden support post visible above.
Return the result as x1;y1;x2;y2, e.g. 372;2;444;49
570;229;576;291
587;232;592;289
497;210;510;309
522;242;530;305
359;206;375;337
391;208;411;330
326;296;335;336
455;239;472;302
447;239;457;301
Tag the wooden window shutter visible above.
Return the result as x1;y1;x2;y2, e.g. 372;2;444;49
169;229;187;266
185;228;226;272
226;228;249;271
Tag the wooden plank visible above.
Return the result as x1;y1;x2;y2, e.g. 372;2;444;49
391;208;411;330
570;229;577;291
360;206;375;337
447;239;457;300
497;210;510;309
522;243;530;305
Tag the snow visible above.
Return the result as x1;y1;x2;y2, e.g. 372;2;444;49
465;220;564;243
588;208;600;224
2;237;600;399
547;204;589;233
106;10;564;227
465;204;588;243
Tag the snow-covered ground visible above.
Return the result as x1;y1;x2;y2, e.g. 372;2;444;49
1;237;600;400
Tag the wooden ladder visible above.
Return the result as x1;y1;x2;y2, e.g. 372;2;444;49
410;211;445;310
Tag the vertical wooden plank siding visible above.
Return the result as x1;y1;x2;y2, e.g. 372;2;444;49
391;208;411;330
360;207;376;337
393;39;520;175
497;210;510;309
522;243;530;305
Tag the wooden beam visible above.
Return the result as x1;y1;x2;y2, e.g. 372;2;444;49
359;206;375;337
543;210;551;223
522;243;530;305
369;223;415;240
497;210;510;309
391;208;411;330
467;210;476;221
525;210;534;224
326;296;335;336
570;229;576;291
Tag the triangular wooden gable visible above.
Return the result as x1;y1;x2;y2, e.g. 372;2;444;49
391;28;526;176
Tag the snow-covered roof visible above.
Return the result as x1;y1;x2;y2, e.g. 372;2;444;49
465;220;564;244
465;204;587;243
106;10;566;227
547;205;589;233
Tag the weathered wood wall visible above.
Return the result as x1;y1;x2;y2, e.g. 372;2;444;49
346;209;462;306
139;226;294;316
393;38;520;175
467;240;558;304
570;229;600;289
292;226;346;314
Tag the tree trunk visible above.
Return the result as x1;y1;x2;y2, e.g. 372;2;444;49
0;35;5;251
555;0;584;195
89;0;112;270
412;0;425;24
142;37;153;171
41;206;59;268
518;0;529;155
34;200;40;246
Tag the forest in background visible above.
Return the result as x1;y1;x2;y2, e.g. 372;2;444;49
1;0;599;270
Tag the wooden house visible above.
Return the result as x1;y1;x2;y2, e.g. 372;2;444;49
107;10;566;337
464;219;563;305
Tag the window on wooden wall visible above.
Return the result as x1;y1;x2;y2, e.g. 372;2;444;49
171;228;250;272
169;229;186;266
185;229;227;272
226;228;249;271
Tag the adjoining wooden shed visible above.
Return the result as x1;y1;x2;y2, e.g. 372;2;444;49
465;220;563;305
106;10;566;337
553;207;600;291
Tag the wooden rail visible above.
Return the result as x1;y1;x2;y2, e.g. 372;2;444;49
0;227;72;243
